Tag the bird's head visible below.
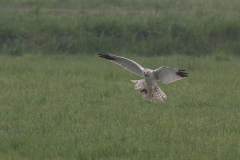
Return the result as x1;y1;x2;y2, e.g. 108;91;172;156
143;69;151;76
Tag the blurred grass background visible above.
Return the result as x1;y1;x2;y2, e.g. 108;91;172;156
0;0;239;56
1;0;240;159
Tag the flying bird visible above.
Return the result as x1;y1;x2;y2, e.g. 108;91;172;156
98;52;188;102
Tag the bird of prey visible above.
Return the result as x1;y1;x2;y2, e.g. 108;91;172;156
98;52;188;102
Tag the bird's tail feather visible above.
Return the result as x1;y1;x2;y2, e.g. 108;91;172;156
130;79;145;90
131;80;167;103
152;85;167;102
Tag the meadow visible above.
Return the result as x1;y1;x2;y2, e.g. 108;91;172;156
0;0;240;56
0;54;240;159
0;0;240;159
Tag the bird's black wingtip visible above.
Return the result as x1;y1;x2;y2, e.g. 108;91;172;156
177;70;188;78
97;51;105;57
97;51;105;55
97;52;116;61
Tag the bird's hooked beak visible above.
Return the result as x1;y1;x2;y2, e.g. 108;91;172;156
143;69;149;75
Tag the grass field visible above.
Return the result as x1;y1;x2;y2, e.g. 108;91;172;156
0;0;240;56
0;0;240;159
0;54;240;159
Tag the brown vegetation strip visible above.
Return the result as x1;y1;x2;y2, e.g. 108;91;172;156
0;7;240;15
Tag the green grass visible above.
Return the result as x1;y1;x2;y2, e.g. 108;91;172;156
0;0;240;56
0;0;240;158
0;54;240;159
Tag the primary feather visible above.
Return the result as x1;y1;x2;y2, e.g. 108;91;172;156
153;66;188;84
98;52;144;77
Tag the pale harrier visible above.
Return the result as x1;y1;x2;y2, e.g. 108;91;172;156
98;52;188;102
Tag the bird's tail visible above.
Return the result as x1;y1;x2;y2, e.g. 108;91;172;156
131;80;167;103
152;85;167;102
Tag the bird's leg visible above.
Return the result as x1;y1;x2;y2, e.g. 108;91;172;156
142;86;146;89
139;85;147;94
151;88;154;97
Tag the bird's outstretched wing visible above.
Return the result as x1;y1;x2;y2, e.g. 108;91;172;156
153;66;188;84
98;52;144;77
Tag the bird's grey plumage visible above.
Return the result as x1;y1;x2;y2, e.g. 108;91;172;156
98;52;144;77
153;66;188;84
98;52;188;102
